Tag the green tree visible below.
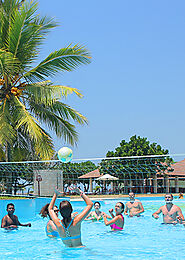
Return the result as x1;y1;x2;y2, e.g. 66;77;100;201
99;135;173;194
106;135;169;157
0;0;91;163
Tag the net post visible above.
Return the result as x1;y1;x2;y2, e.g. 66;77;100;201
60;170;64;193
175;176;179;193
154;175;157;193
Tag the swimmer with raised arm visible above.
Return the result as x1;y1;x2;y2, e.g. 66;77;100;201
1;203;31;229
124;192;144;217
103;202;124;231
40;203;59;238
152;194;184;224
48;187;93;247
85;201;111;221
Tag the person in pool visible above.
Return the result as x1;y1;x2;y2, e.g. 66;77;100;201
48;186;93;247
103;202;124;231
152;193;184;224
1;203;31;229
179;192;184;199
85;201;111;221
124;192;144;217
40;203;60;238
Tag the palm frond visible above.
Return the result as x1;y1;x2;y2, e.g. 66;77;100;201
0;1;91;159
0;49;20;78
0;144;5;161
51;101;88;125
33;127;55;159
12;96;55;159
24;81;83;106
28;101;80;145
0;0;20;49
1;0;57;68
23;44;91;82
0;100;16;144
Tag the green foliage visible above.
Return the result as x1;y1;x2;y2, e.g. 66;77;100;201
0;0;91;162
55;160;97;187
106;135;169;157
100;135;173;181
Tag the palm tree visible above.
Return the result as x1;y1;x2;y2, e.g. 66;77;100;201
0;0;91;161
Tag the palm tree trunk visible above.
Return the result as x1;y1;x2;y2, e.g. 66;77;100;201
5;142;13;194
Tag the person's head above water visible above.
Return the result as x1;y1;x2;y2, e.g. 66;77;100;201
94;201;101;210
165;193;173;203
40;203;59;219
115;202;124;214
129;192;135;200
59;200;73;221
6;203;15;215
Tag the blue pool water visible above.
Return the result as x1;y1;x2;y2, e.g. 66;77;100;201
0;197;185;260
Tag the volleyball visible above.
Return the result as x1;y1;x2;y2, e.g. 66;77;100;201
57;147;73;163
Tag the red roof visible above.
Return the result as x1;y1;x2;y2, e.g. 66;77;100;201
78;169;101;179
157;158;185;176
167;159;185;176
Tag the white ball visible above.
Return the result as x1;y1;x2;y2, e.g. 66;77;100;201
57;147;73;163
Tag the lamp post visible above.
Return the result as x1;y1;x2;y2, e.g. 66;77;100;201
36;174;42;196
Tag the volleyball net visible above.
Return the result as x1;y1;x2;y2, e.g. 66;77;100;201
0;154;185;197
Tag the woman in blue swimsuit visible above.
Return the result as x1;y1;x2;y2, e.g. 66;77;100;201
49;187;93;247
40;203;59;238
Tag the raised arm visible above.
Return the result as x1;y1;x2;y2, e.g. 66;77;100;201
103;212;112;219
48;190;61;228
152;207;162;219
103;214;120;226
109;209;115;218
124;203;129;215
71;187;93;225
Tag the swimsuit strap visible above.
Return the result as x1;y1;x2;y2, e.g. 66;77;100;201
45;226;59;238
61;218;73;230
60;219;81;240
61;218;73;237
61;234;81;241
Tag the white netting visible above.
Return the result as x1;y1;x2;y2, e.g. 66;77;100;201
0;154;185;196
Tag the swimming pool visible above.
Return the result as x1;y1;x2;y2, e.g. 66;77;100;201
0;197;185;259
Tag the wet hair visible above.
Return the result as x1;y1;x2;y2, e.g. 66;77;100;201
7;203;15;210
59;200;73;227
40;203;50;219
40;204;58;220
117;202;125;213
94;201;101;207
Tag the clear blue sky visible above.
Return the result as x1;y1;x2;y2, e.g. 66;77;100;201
38;0;185;159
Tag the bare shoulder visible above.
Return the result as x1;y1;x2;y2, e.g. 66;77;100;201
174;205;182;210
1;215;7;221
